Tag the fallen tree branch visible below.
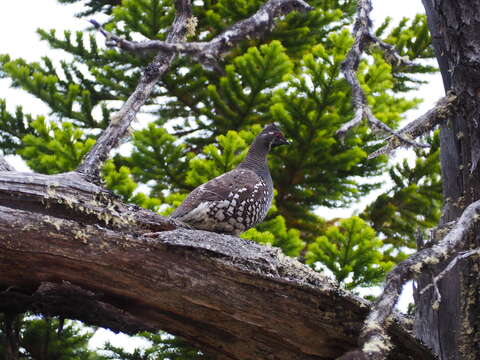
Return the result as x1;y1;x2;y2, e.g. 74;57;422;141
337;0;427;149
368;94;458;159
0;171;179;233
339;200;480;360
0;170;435;359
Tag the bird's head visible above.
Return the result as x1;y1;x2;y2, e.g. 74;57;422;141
258;123;290;149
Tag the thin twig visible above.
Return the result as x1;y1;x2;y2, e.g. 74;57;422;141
79;0;313;182
337;0;427;150
372;36;418;68
368;94;457;159
342;200;480;360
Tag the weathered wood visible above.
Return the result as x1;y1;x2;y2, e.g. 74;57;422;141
0;157;14;172
368;94;457;159
337;0;428;151
416;1;480;359
0;171;433;359
0;171;177;232
77;0;193;182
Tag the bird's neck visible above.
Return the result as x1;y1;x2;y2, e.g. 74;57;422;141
238;140;271;179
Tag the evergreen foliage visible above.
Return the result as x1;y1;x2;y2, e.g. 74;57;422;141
362;133;442;262
58;0;120;16
0;0;440;357
306;216;394;290
101;332;205;360
374;15;437;92
19;118;95;174
0;314;103;360
0;100;35;155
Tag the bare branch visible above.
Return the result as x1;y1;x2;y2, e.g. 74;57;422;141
0;157;14;172
343;200;480;360
372;36;418;68
77;0;193;182
91;0;313;68
337;0;427;150
88;19;208;55
79;0;312;183
368;94;457;159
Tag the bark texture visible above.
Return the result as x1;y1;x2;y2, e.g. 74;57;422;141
0;171;434;360
77;0;193;182
337;0;426;150
416;1;480;359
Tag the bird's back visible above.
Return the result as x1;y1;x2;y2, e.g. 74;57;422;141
171;167;273;234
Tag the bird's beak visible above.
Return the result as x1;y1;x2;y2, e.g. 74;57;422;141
273;137;290;147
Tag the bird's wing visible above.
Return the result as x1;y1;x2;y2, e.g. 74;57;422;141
171;169;261;219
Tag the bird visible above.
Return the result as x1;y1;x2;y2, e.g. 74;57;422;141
171;123;289;235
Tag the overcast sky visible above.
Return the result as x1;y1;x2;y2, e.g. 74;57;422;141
0;0;444;351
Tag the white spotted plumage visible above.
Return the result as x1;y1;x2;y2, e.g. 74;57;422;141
170;124;288;235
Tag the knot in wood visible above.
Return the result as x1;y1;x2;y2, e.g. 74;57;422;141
144;64;160;79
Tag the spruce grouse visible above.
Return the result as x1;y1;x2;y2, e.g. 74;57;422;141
171;124;289;235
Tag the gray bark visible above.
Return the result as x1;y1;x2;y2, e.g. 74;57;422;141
0;158;14;172
0;171;433;359
77;0;192;182
415;1;480;359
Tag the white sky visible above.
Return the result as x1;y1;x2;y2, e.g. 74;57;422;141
0;0;444;352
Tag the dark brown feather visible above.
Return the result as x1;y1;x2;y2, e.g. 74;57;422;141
170;124;287;234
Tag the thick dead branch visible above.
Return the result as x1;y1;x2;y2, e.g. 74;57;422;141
368;94;458;159
0;157;14;172
340;200;480;360
0;170;435;359
337;0;427;150
90;0;312;66
77;0;193;182
0;171;178;233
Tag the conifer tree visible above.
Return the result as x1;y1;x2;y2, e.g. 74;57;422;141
0;0;440;356
101;332;204;360
0;314;104;360
361;132;442;262
306;216;394;290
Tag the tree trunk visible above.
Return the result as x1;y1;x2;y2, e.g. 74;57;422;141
0;171;434;360
415;1;480;359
